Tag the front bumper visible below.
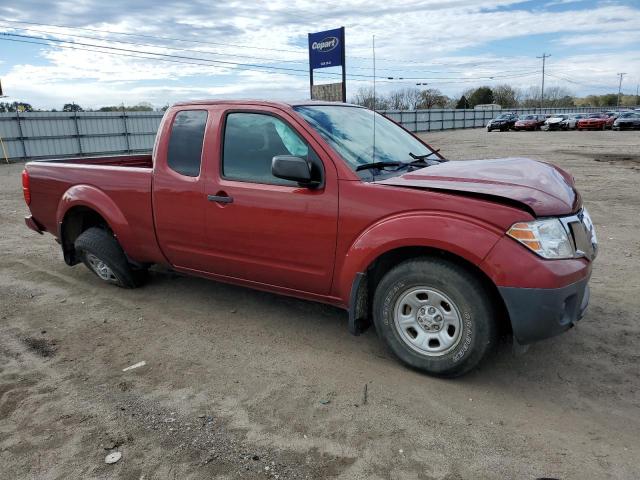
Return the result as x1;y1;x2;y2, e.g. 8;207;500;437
499;275;590;345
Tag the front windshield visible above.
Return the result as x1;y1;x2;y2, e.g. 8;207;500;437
294;105;438;178
523;115;536;120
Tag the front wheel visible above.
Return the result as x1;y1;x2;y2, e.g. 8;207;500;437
373;257;497;377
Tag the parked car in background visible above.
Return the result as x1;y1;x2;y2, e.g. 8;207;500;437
486;113;518;132
603;112;619;129
577;113;608;130
570;114;587;125
613;112;640;130
559;114;585;130
514;114;545;131
543;114;570;131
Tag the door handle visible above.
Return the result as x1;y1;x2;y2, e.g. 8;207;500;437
207;194;233;204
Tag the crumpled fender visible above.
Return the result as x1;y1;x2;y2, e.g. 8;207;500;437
56;184;133;252
335;211;504;303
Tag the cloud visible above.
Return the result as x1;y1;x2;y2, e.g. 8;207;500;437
0;0;638;107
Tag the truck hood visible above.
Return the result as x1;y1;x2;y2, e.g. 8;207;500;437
374;158;578;216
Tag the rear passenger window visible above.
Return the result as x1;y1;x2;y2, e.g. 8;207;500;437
167;110;207;177
222;112;309;185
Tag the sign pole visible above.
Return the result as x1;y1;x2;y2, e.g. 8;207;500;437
340;27;346;102
308;33;314;100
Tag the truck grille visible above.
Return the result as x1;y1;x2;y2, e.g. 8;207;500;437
566;209;598;261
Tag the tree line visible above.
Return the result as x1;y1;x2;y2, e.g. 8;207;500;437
1;88;638;113
0;101;166;113
350;84;640;110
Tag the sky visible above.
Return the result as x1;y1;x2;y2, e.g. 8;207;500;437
0;0;638;109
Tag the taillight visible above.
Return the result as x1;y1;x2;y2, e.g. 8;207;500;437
22;169;31;206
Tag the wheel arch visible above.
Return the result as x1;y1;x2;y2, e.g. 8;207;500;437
340;213;510;335
56;185;131;266
348;245;511;337
60;205;111;265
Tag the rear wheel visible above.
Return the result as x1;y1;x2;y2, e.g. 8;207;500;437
74;227;146;288
373;257;497;377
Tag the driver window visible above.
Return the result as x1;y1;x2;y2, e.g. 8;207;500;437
222;112;310;185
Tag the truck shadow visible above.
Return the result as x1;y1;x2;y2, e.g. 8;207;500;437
142;266;617;392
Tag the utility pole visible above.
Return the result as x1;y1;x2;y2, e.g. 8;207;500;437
616;73;627;110
536;53;551;110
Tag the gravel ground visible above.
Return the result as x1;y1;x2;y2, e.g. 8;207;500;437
1;128;639;479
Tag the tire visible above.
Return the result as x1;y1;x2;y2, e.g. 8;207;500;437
372;257;497;377
74;227;145;288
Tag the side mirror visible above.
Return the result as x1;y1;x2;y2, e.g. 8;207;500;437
272;156;314;185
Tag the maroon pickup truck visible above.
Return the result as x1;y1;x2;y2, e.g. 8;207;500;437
22;100;597;376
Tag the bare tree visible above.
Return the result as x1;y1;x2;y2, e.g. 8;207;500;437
492;84;520;108
416;88;449;109
385;87;422;110
543;86;575;107
351;86;389;110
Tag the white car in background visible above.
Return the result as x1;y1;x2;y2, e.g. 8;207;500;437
560;113;586;130
543;114;570;130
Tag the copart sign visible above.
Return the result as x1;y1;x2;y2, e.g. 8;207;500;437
308;27;344;69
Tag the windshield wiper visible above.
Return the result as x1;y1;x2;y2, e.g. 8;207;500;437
409;150;443;161
355;161;402;171
409;152;431;161
356;151;444;173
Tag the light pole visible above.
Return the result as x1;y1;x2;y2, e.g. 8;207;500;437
616;73;627;111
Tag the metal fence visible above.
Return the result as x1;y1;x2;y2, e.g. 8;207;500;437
0;111;164;161
380;106;608;133
0;106;632;161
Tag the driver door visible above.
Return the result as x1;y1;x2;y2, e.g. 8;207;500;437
200;108;339;295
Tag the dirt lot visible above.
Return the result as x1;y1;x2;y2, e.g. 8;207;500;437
1;128;639;480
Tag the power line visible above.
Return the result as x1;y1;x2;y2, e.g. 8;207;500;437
0;18;559;73
3;24;537;76
0;32;344;77
544;71;616;90
0;24;311;66
2;18;309;55
0;32;542;82
0;36;313;79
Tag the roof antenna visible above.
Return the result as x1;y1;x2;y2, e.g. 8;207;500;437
372;34;376;165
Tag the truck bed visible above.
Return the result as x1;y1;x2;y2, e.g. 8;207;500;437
36;153;153;169
25;153;164;265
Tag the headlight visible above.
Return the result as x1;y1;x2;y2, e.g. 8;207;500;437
507;218;574;259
